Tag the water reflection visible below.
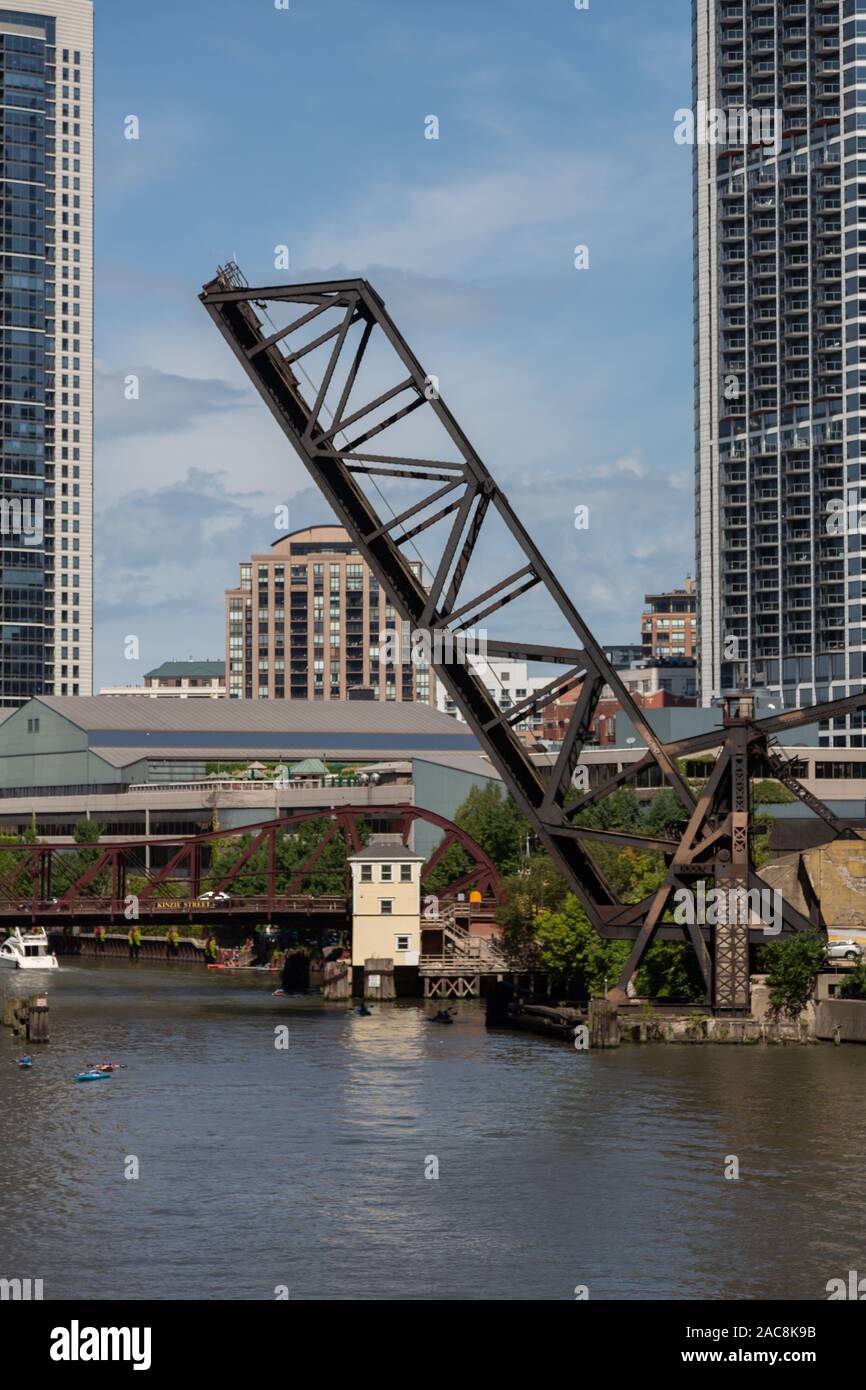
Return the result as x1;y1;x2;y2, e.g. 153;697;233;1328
2;962;865;1300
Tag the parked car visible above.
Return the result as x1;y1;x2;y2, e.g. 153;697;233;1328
827;939;863;962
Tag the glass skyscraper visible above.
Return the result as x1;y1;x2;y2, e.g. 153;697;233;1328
0;0;92;706
693;0;866;743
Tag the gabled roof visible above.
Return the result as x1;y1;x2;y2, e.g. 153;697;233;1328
348;834;425;862
18;696;481;765
31;695;478;738
289;757;329;775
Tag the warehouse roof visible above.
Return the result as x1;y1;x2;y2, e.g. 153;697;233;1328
412;752;501;779
32;695;473;735
23;696;481;761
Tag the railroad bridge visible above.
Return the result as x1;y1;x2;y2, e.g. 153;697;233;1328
199;266;866;1014
0;805;501;929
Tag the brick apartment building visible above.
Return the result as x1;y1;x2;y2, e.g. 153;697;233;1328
225;525;431;703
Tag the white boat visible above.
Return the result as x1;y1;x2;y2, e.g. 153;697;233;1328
0;927;59;971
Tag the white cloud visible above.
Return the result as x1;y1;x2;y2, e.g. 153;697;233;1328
586;452;646;481
301;146;686;277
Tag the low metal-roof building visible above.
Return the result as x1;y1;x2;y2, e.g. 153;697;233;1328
0;698;501;857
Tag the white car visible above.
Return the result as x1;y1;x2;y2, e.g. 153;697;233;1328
201;890;231;904
827;939;863;962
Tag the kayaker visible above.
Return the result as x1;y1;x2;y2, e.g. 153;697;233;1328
357;1004;372;1016
18;1055;32;1067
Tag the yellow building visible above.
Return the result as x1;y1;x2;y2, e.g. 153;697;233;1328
349;834;424;970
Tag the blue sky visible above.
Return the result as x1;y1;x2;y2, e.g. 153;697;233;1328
93;0;695;686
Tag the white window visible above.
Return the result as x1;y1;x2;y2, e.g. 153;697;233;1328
395;935;410;952
360;864;372;882
400;864;412;883
379;898;394;915
380;864;393;882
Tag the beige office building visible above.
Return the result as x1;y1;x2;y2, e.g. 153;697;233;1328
0;0;93;704
225;525;432;703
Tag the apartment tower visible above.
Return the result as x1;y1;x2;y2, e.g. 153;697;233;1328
225;526;432;703
693;0;866;740
0;0;93;705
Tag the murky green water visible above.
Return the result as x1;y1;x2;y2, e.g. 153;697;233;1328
1;960;864;1300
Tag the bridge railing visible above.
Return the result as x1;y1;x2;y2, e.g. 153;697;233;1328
0;894;348;916
126;777;365;793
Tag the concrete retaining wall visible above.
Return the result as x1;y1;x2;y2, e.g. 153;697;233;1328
815;998;866;1044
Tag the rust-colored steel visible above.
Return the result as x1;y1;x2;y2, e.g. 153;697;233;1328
0;805;501;924
198;268;866;1013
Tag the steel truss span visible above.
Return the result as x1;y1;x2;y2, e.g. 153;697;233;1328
200;267;866;1013
0;806;501;922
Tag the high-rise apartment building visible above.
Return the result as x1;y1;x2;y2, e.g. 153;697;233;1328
692;0;866;738
225;525;432;703
0;0;93;706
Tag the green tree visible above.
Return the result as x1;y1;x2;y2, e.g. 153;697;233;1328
534;894;629;998
206;818;368;897
751;779;797;805
838;962;866;1000
0;835;35;898
635;942;705;1002
750;812;774;869
454;783;527;874
495;853;568;950
53;820;107;897
761;929;826;1019
640;788;685;836
426;783;528;891
570;785;643;831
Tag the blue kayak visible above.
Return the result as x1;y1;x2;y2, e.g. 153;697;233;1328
76;1071;111;1082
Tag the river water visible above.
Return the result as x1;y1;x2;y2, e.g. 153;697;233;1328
1;960;865;1301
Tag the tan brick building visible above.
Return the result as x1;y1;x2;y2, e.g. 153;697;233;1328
641;576;697;661
225;525;431;703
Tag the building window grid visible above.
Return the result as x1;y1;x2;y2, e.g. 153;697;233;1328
699;1;861;730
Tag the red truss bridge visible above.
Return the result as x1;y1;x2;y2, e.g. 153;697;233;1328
0;806;501;926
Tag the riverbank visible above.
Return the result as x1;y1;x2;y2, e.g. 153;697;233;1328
485;974;866;1046
492;997;816;1046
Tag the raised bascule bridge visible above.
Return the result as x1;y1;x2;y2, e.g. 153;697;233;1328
198;264;866;1016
